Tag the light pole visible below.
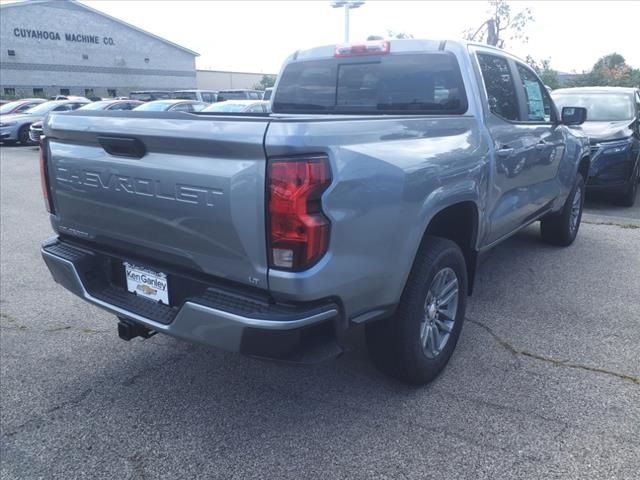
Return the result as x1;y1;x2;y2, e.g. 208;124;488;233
331;1;365;43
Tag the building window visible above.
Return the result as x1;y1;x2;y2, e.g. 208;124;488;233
144;57;150;63
85;88;94;97
82;54;89;60
107;89;117;97
60;88;70;96
4;87;16;97
8;50;16;56
33;88;45;97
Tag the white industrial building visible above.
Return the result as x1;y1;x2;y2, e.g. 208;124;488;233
0;0;199;98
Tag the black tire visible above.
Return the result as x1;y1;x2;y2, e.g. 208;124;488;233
540;173;585;246
366;236;467;385
618;161;639;207
18;125;32;146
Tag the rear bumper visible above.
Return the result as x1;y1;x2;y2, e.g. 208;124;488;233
41;237;341;360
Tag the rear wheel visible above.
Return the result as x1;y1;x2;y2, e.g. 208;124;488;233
18;125;31;146
540;172;585;246
366;236;467;385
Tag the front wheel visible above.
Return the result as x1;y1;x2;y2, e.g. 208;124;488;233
366;236;467;385
540;172;585;246
18;125;32;146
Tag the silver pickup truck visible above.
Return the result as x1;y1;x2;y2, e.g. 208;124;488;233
40;39;590;384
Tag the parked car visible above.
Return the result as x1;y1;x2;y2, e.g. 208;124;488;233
1;99;89;145
173;90;218;103
29;99;143;143
552;87;640;206
263;87;274;101
79;99;144;111
50;95;92;102
39;39;589;385
0;98;46;115
217;89;264;101
129;91;172;102
132;99;208;113
201;100;270;113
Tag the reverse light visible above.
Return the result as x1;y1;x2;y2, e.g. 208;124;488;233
334;40;390;57
268;156;332;271
39;136;55;214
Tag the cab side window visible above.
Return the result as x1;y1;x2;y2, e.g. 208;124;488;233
477;53;519;121
516;63;552;122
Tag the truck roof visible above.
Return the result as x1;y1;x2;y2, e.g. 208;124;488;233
287;38;528;66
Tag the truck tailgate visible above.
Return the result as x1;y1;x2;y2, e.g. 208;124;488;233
44;111;269;289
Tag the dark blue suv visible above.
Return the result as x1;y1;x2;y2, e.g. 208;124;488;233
552;87;640;206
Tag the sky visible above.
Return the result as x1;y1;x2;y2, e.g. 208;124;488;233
5;0;640;74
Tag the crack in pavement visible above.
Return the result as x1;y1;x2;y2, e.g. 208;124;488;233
466;317;640;385
582;218;640;229
4;388;93;437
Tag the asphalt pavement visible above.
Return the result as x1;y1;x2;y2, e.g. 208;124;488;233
1;144;639;480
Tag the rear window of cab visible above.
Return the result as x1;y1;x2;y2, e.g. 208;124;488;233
273;52;468;115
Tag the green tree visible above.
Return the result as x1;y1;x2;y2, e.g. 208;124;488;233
253;74;277;91
464;0;534;48
525;55;561;89
584;53;636;87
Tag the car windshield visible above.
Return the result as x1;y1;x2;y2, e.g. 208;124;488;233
133;102;174;112
217;92;248;100
130;92;171;101
20;102;61;115
79;101;113;110
202;102;249;112
552;93;634;121
173;92;198;100
1;101;28;114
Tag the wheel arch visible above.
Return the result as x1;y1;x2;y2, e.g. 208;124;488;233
408;200;481;297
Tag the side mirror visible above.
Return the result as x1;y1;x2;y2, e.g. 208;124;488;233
561;106;587;126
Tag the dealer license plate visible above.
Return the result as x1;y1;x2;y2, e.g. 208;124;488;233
124;262;169;305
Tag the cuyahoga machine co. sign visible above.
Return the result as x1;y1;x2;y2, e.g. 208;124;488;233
13;28;115;45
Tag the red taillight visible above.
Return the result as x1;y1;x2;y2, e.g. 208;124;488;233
39;136;54;214
334;40;390;57
268;156;331;271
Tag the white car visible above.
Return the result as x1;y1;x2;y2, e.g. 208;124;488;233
201;100;270;114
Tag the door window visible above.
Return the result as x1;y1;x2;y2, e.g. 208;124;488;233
171;103;192;112
477;54;519;121
516;64;552;122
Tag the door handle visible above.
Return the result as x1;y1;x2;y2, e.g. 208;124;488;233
496;147;514;157
98;136;146;158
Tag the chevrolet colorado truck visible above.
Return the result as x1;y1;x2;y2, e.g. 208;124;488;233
40;39;590;384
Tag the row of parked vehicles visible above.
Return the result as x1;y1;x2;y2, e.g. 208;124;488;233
0;92;271;146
